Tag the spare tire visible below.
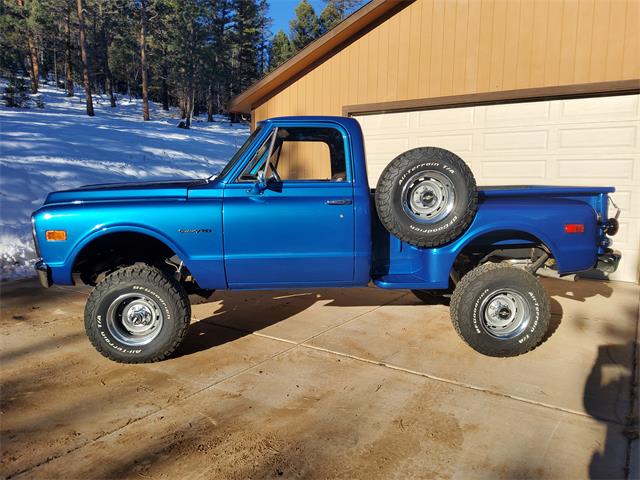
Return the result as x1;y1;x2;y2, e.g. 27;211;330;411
375;147;477;248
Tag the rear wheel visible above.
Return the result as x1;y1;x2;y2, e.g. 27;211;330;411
84;264;191;363
375;147;477;247
450;263;550;357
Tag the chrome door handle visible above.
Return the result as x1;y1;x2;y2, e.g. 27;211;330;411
325;199;352;205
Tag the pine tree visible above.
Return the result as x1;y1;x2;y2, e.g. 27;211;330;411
76;0;94;115
164;0;208;128
35;0;68;90
139;0;150;120
0;1;29;78
147;0;173;110
202;0;233;120
319;0;341;34
255;0;271;76
230;0;266;95
14;0;41;93
63;0;74;97
332;0;362;17
269;29;292;71
0;0;278;120
95;0;130;107
289;0;319;51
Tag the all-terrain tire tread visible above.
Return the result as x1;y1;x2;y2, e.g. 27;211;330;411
450;262;551;357
374;147;477;248
84;264;191;363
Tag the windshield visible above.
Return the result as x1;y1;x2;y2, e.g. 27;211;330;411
209;125;263;180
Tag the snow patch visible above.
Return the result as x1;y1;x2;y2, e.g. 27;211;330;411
0;81;249;281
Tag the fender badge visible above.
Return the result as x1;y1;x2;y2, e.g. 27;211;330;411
178;228;212;234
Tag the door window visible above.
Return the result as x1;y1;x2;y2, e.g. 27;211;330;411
237;126;348;183
236;129;276;182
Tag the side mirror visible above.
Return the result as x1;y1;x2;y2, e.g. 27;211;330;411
257;170;267;189
252;170;267;194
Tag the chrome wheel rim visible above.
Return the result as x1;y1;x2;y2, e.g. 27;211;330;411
401;171;455;223
479;289;530;339
106;293;164;346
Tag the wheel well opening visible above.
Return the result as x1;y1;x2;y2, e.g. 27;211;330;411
452;229;554;280
73;232;180;286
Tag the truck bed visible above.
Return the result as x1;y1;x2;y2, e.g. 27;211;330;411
370;185;613;290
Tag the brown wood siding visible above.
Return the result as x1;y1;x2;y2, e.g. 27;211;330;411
252;0;640;122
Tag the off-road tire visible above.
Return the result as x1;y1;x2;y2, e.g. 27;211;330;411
85;264;191;363
375;147;477;248
450;263;550;357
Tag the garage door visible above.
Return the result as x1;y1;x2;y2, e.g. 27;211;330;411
354;94;640;283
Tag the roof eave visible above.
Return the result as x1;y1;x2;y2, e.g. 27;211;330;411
228;0;414;113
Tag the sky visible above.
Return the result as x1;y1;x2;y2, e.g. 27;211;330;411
268;0;327;36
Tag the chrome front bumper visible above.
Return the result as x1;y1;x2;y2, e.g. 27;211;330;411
596;249;621;274
35;260;52;288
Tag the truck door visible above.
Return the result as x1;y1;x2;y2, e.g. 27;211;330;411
223;124;355;288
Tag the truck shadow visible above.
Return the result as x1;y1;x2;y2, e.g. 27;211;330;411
176;277;612;359
176;288;406;357
541;276;614;302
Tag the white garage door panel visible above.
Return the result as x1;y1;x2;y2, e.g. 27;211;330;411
355;94;640;283
558;126;637;149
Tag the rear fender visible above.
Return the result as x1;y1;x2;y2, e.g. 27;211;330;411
448;198;598;276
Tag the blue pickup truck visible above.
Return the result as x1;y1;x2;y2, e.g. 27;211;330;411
32;116;621;363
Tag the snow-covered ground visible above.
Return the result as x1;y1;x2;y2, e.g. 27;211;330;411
0;81;249;280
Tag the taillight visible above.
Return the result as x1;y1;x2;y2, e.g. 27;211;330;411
564;224;585;234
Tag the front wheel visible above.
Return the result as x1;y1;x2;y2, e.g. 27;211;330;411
84;264;191;363
450;263;550;357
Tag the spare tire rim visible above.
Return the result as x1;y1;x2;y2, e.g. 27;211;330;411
106;292;164;346
479;289;531;339
401;171;455;224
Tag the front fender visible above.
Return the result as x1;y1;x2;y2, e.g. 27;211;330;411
33;199;226;288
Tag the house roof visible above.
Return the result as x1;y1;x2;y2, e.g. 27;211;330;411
227;0;415;114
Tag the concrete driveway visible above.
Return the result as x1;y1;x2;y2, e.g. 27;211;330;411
1;276;638;479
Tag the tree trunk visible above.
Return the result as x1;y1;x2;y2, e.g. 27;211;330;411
106;66;116;107
161;76;169;111
140;0;150;120
64;6;74;97
179;95;186;119
159;46;170;110
184;88;193;129
99;3;116;107
207;83;213;122
16;0;39;93
76;0;94;116
53;47;59;88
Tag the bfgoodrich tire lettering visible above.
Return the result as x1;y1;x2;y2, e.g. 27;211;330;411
375;147;477;248
85;264;191;363
450;263;551;357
